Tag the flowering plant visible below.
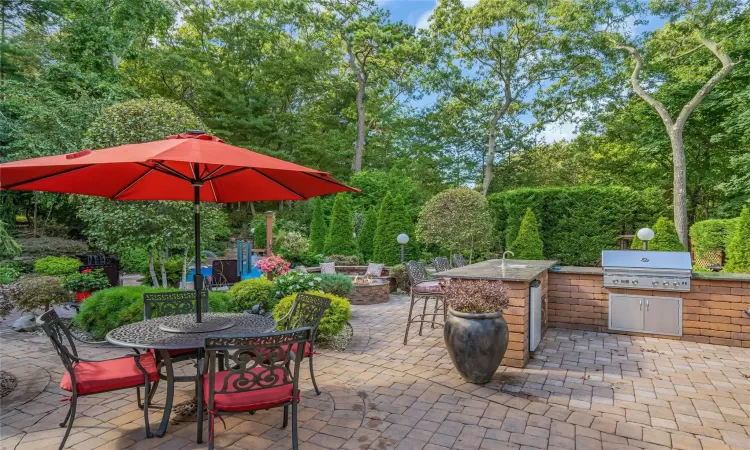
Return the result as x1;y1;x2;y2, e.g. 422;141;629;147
60;269;110;293
273;271;322;299
255;255;291;278
440;278;508;314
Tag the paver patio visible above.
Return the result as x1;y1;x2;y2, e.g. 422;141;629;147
1;294;749;450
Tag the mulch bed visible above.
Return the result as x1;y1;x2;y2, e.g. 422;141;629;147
1;370;18;398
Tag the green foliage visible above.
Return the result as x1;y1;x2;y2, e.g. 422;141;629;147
724;206;750;274
61;269;110;293
227;278;275;311
324;194;357;256
309;199;327;255
34;256;82;276
117;246;150;274
633;218;686;252
389;264;409;292
373;193;418;265
140;256;183;287
273;271;322;299
417;187;493;254
274;231;309;256
317;274;353;297
358;208;378;262
348;170;425;218
511;209;543;260
10;275;70;311
273;291;351;338
0;264;22;284
324;255;361;266
74;287;231;339
690;218;738;253
16;237;88;257
0;221;22;259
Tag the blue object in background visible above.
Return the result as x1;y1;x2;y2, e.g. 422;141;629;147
187;266;213;282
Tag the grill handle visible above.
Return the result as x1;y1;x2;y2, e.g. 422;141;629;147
639;299;642;311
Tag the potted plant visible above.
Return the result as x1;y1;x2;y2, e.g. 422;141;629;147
255;255;291;281
441;278;509;384
61;269;110;302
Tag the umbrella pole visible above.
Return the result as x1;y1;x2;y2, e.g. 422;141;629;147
193;183;202;323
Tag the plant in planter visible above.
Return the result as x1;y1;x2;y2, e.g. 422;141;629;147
61;269;110;302
441;278;510;384
255;255;291;280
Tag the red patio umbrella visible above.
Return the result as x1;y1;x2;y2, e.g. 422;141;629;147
0;131;358;329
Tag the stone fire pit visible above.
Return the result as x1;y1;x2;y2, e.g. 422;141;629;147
348;277;390;305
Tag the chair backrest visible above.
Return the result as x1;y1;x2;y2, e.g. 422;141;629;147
143;290;210;320
319;262;336;274
405;260;429;285
365;263;384;277
38;309;79;373
204;328;312;400
281;293;331;338
451;254;466;268
432;257;451;273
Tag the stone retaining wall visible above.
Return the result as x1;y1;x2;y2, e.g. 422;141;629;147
547;271;750;347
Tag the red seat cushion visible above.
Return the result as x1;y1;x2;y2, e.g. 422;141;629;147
60;354;159;395
204;368;297;412
413;281;443;294
282;343;311;358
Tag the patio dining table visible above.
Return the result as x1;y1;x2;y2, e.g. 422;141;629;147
106;312;277;439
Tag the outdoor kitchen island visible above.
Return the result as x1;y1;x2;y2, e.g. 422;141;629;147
435;259;558;368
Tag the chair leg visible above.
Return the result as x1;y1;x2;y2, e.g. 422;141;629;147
432;297;439;329
58;394;77;450
419;296;428;336
403;292;417;345
197;380;204;444
309;354;321;395
142;377;153;438
208;410;215;450
283;405;289;428
59;400;73;427
291;398;299;450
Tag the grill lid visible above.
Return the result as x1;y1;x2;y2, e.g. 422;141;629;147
601;250;692;271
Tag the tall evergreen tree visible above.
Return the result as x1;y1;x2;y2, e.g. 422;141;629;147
511;208;543;260
725;206;750;273
309;199;327;255
358;207;378;262
373;192;394;264
323;194;357;256
373;193;417;265
632;217;685;252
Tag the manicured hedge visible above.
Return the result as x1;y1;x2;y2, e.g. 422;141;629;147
272;291;351;338
488;186;665;266
725;206;750;273
690;218;738;253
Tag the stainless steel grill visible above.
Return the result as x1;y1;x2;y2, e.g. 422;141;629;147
602;250;692;292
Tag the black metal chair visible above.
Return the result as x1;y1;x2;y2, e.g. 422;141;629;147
276;292;331;395
38;310;158;450
451;254;466;268
432;257;451;273
203;328;312;450
403;261;445;345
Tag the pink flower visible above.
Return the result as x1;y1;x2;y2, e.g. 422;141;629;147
255;255;291;276
82;269;92;274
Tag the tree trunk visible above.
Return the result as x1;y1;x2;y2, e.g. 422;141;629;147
353;75;366;172
181;252;188;288
158;248;168;288
148;248;159;287
669;130;689;245
249;201;256;215
481;113;501;196
32;204;38;237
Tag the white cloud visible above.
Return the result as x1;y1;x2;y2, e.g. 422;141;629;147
540;120;578;143
416;8;434;29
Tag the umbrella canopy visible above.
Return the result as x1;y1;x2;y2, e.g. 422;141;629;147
0;131;358;329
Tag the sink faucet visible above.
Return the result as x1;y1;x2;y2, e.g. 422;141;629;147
501;250;514;269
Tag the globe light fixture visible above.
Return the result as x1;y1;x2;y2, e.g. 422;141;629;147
397;233;409;263
636;227;655;250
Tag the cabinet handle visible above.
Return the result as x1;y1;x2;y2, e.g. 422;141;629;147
646;299;650;311
639;299;642;310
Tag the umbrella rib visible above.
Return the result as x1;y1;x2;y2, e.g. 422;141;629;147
250;168;307;200
209;179;218;201
151;161;193;182
111;166;154;200
2;164;95;190
203;167;250;182
202;165;225;181
303;172;356;190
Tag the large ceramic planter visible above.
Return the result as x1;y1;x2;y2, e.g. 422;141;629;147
444;308;509;384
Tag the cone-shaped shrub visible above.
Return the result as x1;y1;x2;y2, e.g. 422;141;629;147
373;193;394;264
511;208;543;259
309;199;327;255
634;217;685;251
324;194;357;256
358;207;378;262
374;193;417;265
725;206;750;273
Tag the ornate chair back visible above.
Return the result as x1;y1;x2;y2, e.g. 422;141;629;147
143;290;210;320
38;309;80;375
204;327;312;400
451;254;466;268
432;257;451;273
405;260;429;286
279;293;331;341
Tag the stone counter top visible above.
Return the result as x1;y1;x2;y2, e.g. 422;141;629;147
435;259;558;283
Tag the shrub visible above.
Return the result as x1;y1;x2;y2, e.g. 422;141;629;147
325;255;360;266
358;207;378;262
632;217;685;251
0;285;13;319
275;231;310;255
273;291;351;338
725;206;750;273
690;218;738;254
74;287;231;339
0;263;21;284
273;271;322;299
140;256;183;287
389;264;409;292
61;269;110;293
255;255;291;278
15;237;88;257
441;278;509;314
511;208;543;259
118;246;150;274
0;220;22;259
318;274;353;297
10;275;70;311
34;256;82;276
227;278;275;311
324;194;357;256
374;193;418;265
309;199;327;255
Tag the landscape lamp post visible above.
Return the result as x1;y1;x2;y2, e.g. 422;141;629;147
397;233;409;264
250;227;255;252
637;228;655;250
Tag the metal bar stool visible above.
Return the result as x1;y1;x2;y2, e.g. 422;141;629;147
403;260;446;345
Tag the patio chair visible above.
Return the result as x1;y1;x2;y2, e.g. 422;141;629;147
451;254;466;268
403;260;446;345
203;328;312;450
38;309;158;450
365;262;384;277
432;257;451;273
276;292;331;395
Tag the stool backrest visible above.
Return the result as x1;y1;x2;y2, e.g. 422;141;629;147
432;257;451;273
405;260;429;285
451;254;466;268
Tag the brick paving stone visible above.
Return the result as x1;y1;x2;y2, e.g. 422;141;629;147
670;433;703;450
576;436;604;450
616;423;643;440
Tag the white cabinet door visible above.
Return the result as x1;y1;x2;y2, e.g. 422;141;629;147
644;297;682;336
609;295;645;333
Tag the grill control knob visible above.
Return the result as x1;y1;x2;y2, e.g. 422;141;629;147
663;281;669;287
632;280;638;285
652;281;659;286
613;279;619;284
673;282;679;287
